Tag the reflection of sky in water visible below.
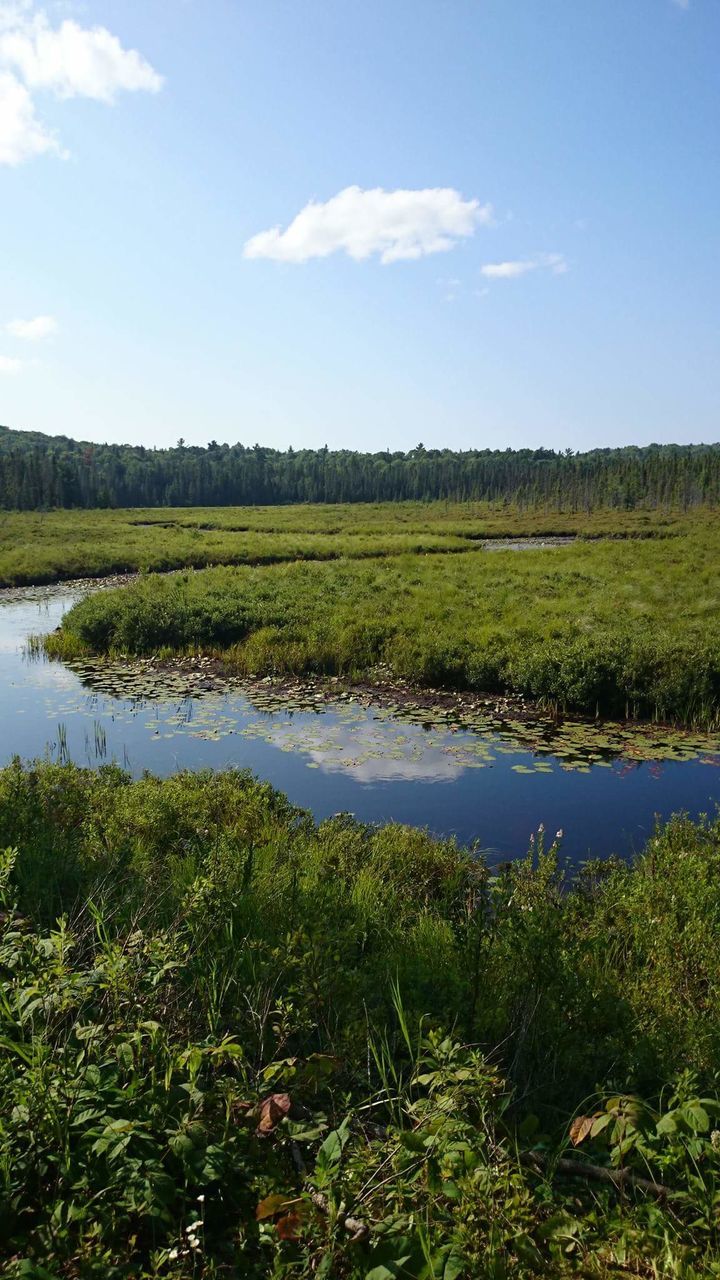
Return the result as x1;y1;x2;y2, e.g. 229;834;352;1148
309;750;465;783
2;585;720;864
260;719;469;782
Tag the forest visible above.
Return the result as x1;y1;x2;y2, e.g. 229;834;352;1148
2;423;720;510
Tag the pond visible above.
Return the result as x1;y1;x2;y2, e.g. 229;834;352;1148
2;583;720;866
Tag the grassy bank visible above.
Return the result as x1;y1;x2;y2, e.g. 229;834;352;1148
2;762;720;1276
0;501;695;586
48;522;720;725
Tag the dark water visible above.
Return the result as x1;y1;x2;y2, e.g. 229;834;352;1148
2;585;720;865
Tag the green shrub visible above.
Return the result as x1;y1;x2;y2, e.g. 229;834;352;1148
4;766;720;1273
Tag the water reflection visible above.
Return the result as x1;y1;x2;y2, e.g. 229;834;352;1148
1;583;720;863
308;750;465;784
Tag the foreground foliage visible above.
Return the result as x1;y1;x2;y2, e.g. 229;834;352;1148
3;762;720;1275
49;518;720;725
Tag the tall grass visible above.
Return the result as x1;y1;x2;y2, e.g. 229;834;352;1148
0;500;699;586
48;524;720;725
3;762;720;1274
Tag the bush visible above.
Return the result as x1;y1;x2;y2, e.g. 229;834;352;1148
4;766;720;1273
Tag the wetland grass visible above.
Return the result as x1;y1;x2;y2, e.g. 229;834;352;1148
4;761;720;1275
0;500;701;587
8;504;720;1273
47;520;720;727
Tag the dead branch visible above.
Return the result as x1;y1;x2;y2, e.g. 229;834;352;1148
521;1151;684;1202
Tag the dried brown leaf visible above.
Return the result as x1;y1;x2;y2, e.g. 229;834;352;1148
256;1091;292;1135
569;1114;598;1146
256;1194;295;1221
276;1210;304;1240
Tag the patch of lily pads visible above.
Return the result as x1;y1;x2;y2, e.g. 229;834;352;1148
57;656;720;775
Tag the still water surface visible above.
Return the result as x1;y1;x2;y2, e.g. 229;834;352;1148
2;584;720;866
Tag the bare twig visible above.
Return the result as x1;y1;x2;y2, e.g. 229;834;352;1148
521;1151;684;1202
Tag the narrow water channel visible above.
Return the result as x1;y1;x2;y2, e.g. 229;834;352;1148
2;583;719;866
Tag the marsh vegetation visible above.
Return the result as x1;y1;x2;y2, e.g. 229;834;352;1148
0;500;695;587
46;513;720;727
4;762;720;1276
4;496;720;1276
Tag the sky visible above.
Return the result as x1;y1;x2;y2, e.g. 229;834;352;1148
0;0;718;454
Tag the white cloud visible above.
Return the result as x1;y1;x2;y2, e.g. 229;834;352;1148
0;354;22;373
0;3;32;34
244;186;492;265
0;13;163;102
481;252;568;279
0;68;59;163
481;259;536;279
545;253;568;274
0;5;162;164
6;313;57;339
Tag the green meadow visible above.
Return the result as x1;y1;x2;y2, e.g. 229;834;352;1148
0;500;694;586
47;509;720;726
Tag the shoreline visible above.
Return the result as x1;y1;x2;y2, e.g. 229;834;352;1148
58;650;720;751
0;572;141;600
9;572;720;744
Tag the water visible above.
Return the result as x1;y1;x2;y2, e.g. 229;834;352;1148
2;583;720;865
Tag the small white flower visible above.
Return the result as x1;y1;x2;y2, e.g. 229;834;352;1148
197;1193;206;1203
556;829;564;839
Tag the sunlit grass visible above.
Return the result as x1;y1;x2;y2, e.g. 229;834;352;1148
0;500;702;586
47;523;720;725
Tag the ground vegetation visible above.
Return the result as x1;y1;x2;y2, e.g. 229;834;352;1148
3;761;720;1276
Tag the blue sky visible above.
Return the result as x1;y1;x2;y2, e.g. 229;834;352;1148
1;0;717;452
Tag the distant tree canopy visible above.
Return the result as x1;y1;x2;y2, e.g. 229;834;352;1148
1;424;719;511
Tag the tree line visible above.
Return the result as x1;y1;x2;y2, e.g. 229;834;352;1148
2;424;719;510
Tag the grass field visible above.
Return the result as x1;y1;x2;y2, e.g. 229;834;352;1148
0;501;693;586
48;513;720;726
4;760;720;1276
